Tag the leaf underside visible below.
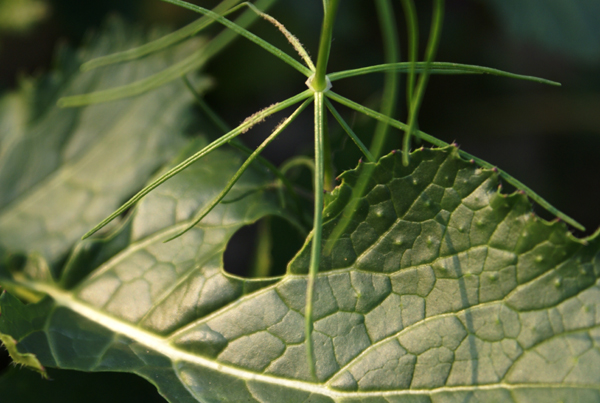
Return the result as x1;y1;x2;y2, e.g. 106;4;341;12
1;145;599;403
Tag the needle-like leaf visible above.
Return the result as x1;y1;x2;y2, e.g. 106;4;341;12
325;98;375;162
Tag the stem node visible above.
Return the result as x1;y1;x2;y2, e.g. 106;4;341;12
306;74;332;93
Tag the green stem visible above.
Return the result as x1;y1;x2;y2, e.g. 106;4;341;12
182;76;310;231
370;0;400;160
306;92;326;381
400;0;418;108
312;0;341;91
250;217;273;277
322;115;335;191
163;0;311;75
402;0;445;166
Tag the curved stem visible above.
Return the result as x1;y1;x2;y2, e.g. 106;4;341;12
182;76;308;230
59;0;285;107
162;0;312;76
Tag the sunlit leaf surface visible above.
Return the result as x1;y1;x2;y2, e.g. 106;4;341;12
2;146;599;402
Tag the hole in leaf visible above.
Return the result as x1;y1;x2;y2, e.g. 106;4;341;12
223;216;304;279
0;343;11;376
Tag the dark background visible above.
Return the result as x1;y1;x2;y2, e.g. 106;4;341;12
1;0;600;401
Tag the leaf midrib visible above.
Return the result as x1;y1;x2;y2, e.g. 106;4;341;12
21;279;600;399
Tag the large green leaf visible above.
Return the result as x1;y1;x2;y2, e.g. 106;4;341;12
2;147;599;402
0;17;210;267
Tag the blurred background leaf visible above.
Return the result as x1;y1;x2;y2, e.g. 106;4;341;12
0;0;48;34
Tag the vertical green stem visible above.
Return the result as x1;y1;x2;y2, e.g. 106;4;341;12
402;0;445;166
304;0;342;377
250;217;273;277
306;92;326;381
400;0;418;109
312;0;341;91
370;0;400;159
322;116;335;191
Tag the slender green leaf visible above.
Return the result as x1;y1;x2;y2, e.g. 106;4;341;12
400;0;418;107
164;98;312;241
370;0;399;160
402;0;444;165
328;61;561;86
325;99;374;162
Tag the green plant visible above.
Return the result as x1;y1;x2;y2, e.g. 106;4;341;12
1;1;599;402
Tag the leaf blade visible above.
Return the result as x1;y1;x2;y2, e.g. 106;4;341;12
3;148;600;402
